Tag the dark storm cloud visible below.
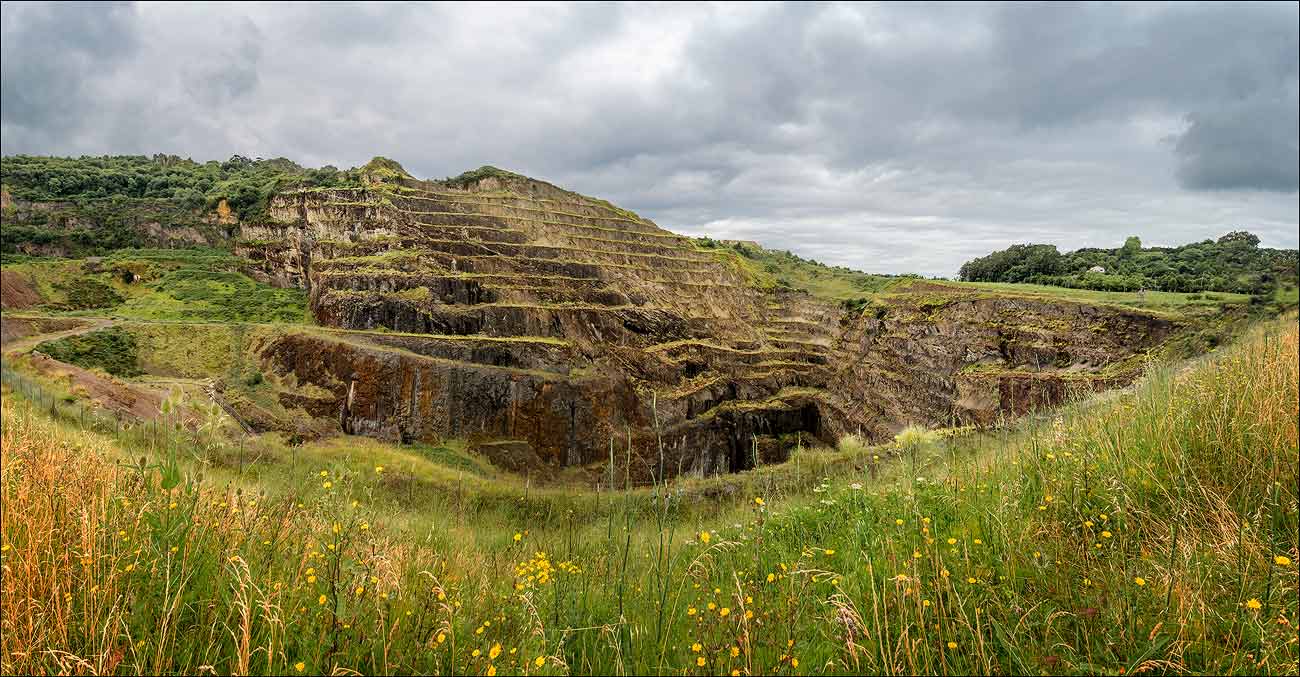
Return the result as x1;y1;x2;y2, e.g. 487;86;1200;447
1174;90;1300;192
1;1;1296;275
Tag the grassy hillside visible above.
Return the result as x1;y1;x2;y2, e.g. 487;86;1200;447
2;310;1295;675
694;237;917;301
1;249;307;323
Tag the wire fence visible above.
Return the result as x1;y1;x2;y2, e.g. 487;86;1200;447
0;361;267;475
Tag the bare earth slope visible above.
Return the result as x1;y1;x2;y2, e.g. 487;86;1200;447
229;163;1205;481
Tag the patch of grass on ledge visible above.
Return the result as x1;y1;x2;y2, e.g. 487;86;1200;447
116;268;309;323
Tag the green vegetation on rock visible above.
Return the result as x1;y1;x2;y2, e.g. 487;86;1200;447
694;236;908;300
442;165;526;188
1;154;363;255
117;268;307;323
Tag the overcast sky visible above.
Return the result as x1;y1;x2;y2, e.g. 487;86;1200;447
2;1;1296;275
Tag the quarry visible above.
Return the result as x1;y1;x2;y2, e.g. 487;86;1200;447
2;159;1238;484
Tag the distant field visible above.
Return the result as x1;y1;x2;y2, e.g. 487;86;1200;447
689;238;1264;314
912;278;1251;313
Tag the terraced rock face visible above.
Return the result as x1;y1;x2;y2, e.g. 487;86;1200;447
233;164;1189;481
822;291;1180;442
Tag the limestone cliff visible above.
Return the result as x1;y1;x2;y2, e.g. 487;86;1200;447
822;289;1180;441
232;162;1205;481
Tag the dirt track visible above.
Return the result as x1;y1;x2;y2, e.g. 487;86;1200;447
2;315;172;421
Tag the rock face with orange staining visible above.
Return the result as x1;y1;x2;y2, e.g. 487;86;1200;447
233;161;1203;480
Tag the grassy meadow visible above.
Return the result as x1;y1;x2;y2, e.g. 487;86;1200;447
1;315;1297;675
925;279;1251;314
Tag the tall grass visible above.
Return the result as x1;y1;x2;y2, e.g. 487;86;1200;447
1;317;1296;675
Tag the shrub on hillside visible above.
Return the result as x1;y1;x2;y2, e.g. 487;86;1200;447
36;327;142;377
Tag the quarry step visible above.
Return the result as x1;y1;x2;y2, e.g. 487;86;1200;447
391;206;674;238
332;330;585;374
393;193;653;229
427;251;719;278
283;330;590;381
766;338;833;352
681;387;827;423
648;340;830;365
317;291;693;340
319;248;721;281
314;272;630;307
392;186;648;224
403;222;532;244
537;222;693;245
340;237;716;268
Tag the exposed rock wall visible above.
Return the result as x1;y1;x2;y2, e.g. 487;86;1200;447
233;167;1196;481
824;293;1178;439
256;332;646;466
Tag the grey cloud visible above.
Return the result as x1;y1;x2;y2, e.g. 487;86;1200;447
182;16;264;107
1;1;1296;276
1;2;140;142
1174;89;1299;192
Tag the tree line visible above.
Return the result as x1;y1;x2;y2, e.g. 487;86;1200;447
958;232;1298;297
1;154;361;255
